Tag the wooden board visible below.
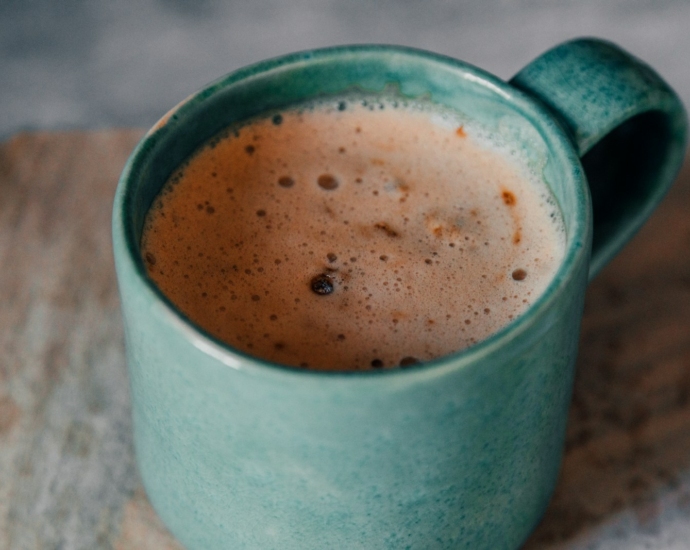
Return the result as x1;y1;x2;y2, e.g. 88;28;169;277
0;130;689;549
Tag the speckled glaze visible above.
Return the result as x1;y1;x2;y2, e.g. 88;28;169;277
511;38;687;277
112;39;686;549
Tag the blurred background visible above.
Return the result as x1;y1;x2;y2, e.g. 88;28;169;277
1;0;689;140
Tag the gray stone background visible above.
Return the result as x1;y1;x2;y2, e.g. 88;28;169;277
1;0;689;139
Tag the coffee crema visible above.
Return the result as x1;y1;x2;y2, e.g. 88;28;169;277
141;99;565;370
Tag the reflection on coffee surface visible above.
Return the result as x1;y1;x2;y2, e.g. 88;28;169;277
141;98;565;370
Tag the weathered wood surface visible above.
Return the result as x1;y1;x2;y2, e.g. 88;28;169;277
0;130;689;549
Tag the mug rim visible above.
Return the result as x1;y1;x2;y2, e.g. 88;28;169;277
112;43;591;379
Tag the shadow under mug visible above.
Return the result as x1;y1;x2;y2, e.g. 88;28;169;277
113;38;687;549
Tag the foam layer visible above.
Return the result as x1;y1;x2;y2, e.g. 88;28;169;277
141;99;565;370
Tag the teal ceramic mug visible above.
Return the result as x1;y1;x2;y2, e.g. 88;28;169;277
112;38;686;549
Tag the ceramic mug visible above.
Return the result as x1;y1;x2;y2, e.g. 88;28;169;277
112;38;687;549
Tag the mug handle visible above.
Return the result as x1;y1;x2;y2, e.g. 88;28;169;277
510;38;687;279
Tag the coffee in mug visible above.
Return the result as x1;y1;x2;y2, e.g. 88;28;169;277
140;97;565;370
114;40;687;550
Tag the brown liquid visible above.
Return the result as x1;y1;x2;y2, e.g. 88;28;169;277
141;99;565;370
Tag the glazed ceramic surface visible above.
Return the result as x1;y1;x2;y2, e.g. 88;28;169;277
112;39;686;549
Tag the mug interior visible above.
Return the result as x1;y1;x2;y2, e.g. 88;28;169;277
115;45;591;375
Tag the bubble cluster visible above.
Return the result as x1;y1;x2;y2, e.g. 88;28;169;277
140;97;566;371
